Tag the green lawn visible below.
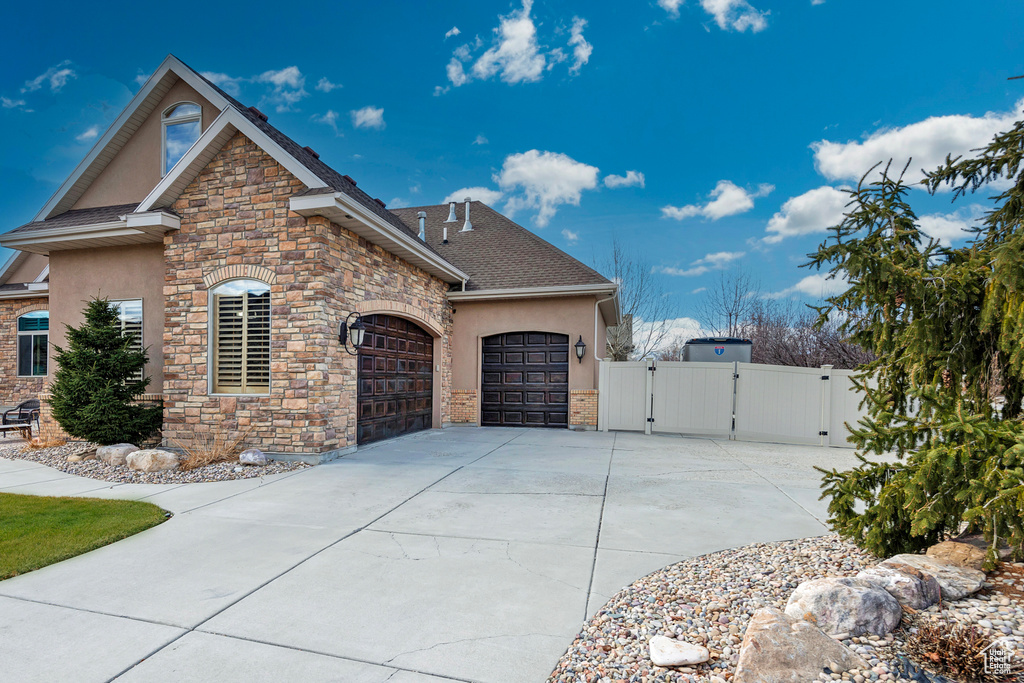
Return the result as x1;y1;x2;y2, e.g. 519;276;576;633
0;493;168;579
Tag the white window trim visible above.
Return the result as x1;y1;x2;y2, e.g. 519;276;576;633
111;299;144;382
161;101;202;177
16;311;49;378
207;279;272;397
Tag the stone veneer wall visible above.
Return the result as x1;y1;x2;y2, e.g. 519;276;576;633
570;389;599;429
450;389;477;424
162;132;451;455
0;299;48;406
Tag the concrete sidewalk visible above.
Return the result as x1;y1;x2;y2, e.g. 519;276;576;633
0;428;857;682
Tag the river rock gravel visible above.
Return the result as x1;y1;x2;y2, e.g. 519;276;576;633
0;440;310;484
548;535;1024;683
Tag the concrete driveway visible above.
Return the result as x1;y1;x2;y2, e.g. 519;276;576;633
0;428;857;683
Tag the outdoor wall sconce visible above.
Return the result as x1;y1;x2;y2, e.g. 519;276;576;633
574;335;586;363
340;312;367;355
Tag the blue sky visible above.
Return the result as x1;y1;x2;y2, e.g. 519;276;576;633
3;0;1024;333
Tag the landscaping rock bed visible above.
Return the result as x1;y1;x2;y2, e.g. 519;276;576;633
0;441;310;484
548;535;1024;683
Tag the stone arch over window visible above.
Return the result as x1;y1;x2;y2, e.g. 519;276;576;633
15;302;48;318
162;101;202;175
203;265;278;290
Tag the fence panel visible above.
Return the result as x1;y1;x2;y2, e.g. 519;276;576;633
828;369;867;447
651;361;735;437
734;363;825;445
599;361;650;432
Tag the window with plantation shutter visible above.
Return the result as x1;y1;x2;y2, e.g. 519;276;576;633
211;280;271;394
112;300;144;382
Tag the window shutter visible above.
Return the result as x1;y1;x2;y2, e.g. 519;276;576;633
215;294;245;392
244;291;270;389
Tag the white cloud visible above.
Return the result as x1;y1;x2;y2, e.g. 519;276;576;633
472;0;546;84
447;58;470;87
445;26;461;39
658;0;768;32
562;229;580;243
917;205;984;246
75;125;100;143
255;66;309;112
658;0;685;18
22;61;76;93
762;186;848;244
442;187;505;205
657;250;745;277
691;287;707;294
812;98;1024;187
133;73;148;87
1;96;26;109
700;0;768;32
769;273;848;300
812;0;826;4
315;77;341;93
495;149;600;227
473;134;489;145
568;17;592;75
201;71;245;96
433;85;450;97
662;180;773;221
604;170;646;189
311;110;341;135
351;106;385;130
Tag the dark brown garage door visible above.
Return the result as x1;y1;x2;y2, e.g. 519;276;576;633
357;315;433;444
481;332;569;428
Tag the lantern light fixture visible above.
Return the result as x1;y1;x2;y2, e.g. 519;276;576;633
340;312;366;355
574;335;586;363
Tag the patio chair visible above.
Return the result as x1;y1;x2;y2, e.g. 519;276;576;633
2;399;40;437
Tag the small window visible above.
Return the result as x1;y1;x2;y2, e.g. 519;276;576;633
162;102;201;175
112;300;144;382
17;311;48;377
211;280;271;394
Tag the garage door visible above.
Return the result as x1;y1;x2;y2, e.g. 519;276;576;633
357;315;433;444
481;332;569;428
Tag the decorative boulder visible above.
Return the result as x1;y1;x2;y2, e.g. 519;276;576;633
734;607;869;683
239;448;268;466
785;577;902;636
96;443;139;466
857;562;942;610
927;541;988;572
649;635;710;667
126;449;179;472
879;554;986;601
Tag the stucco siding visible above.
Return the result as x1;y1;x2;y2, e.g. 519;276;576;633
72;79;219;210
48;243;166;389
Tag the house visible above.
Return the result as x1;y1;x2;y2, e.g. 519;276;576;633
0;55;618;460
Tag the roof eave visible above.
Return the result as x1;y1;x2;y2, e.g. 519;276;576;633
290;193;469;285
0;283;49;300
0;220;168;255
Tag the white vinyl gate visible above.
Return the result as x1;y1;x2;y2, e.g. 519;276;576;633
598;360;867;447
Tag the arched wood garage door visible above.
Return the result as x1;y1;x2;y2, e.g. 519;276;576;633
357;315;434;444
481;332;569;428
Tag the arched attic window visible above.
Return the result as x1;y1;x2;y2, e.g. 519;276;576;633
162;102;201;175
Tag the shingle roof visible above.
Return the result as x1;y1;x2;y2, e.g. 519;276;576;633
6;203;140;235
391;202;613;291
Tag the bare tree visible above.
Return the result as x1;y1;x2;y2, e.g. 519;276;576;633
599;238;676;360
695;271;761;337
738;299;873;369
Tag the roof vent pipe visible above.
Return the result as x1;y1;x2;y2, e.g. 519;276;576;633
417;211;426;241
461;197;473;232
445;202;458;223
442;223;448;244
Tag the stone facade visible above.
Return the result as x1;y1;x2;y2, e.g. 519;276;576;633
570;389;599;429
161;132;451;455
451;389;478;424
0;299;48;406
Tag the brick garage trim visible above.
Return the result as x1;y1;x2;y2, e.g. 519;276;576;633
451;389;477;425
357;299;445;338
570;389;598;429
202;264;278;289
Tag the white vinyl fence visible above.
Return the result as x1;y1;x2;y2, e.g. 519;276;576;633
598;360;867;447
